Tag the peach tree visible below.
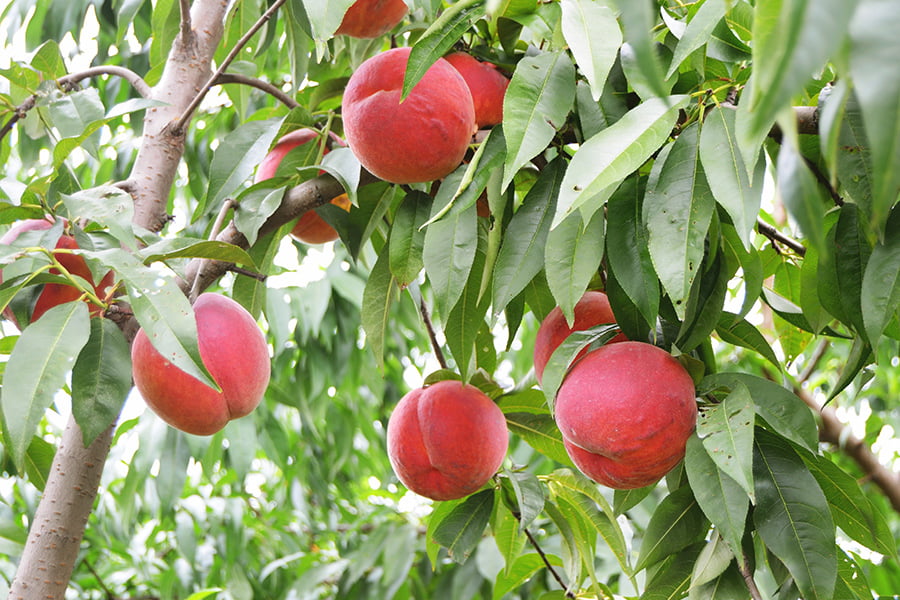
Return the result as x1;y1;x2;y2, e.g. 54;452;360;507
1;0;899;598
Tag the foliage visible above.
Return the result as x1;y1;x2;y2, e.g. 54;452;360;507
1;0;900;599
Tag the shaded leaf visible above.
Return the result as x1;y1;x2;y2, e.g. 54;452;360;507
432;489;495;564
635;485;708;572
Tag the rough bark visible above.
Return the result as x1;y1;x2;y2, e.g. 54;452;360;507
9;1;229;597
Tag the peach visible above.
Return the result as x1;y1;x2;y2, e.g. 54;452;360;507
444;52;509;128
533;290;627;383
0;218;114;327
386;380;508;501
554;341;697;489
131;293;270;436
335;0;408;39
341;47;476;184
255;128;350;244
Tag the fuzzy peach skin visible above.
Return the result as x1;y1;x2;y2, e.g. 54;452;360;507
0;218;115;327
131;293;271;436
444;52;509;128
342;47;476;184
255;128;349;244
335;0;408;39
386;380;509;501
533;290;627;384
554;341;697;489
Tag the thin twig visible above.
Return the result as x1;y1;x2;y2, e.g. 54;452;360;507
215;73;298;108
756;218;806;256
797;338;830;384
191;198;235;301
418;297;448;369
173;0;287;134
804;156;844;207
226;264;267;281
81;558;115;599
739;556;764;600
523;527;575;598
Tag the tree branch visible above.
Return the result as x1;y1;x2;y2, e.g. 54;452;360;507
215;73;298;108
739;557;764;600
794;384;900;513
172;0;287;135
418;296;448;370
522;527;574;598
179;0;192;41
756;218;806;256
0;67;152;144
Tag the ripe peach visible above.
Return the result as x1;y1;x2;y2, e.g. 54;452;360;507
335;0;408;39
533;290;627;383
342;47;477;184
554;341;697;489
255;128;350;244
386;380;508;501
444;52;509;128
131;293;271;436
0;218;114;327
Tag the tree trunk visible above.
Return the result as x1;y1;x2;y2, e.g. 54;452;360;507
8;1;228;597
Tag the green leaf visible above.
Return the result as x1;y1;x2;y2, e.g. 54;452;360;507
544;206;605;326
389;191;432;288
71;318;132;447
644;123;716;319
634;485;708;573
862;206;900;345
696;384;755;502
642;544;704;600
849;0;900;230
445;223;489;379
753;430;836;600
826;335;873;403
685;436;749;567
233;184;287;247
555;95;689;228
506;470;545;530
402;0;485;99
87;248;216;389
47;88;105;156
62;185;137;250
547;468;631;576
504;412;574;467
139;238;257;269
818;203;872;337
204;118;282;217
300;0;354;44
605;175;658;337
746;0;858;149
490;507;527;577
0;302;91;473
360;240;397;370
801;452;897;557
502;51;576;190
699;372;818;452
777;133;829;256
233;227;285;320
23;435;55;492
492;158;565;316
714;314;780;371
422;170;479;318
31;40;67;78
155;426;190;508
666;0;728;78
432;489;495;564
699;106;765;250
560;0;621;101
613;0;671;100
539;325;622;409
492;553;557;600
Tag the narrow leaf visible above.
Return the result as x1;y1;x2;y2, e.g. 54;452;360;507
555;95;689;228
502;51;576;190
0;302;91;473
696;384;756;502
361;240;397;370
666;0;728;78
862;206;900;345
545;206;605;326
432;489;495;563
634;485;708;572
389;191;432;288
560;0;622;100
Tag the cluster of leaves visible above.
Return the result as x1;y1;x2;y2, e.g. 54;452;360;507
1;0;900;599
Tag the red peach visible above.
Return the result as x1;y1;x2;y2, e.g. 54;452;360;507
386;380;508;501
335;0;408;39
0;218;114;327
444;52;509;128
533;290;627;383
131;293;271;436
342;47;477;184
255;128;350;244
554;341;697;489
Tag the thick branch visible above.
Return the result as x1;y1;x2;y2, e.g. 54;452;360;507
756;218;806;256
7;421;114;600
173;0;287;134
794;385;900;513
